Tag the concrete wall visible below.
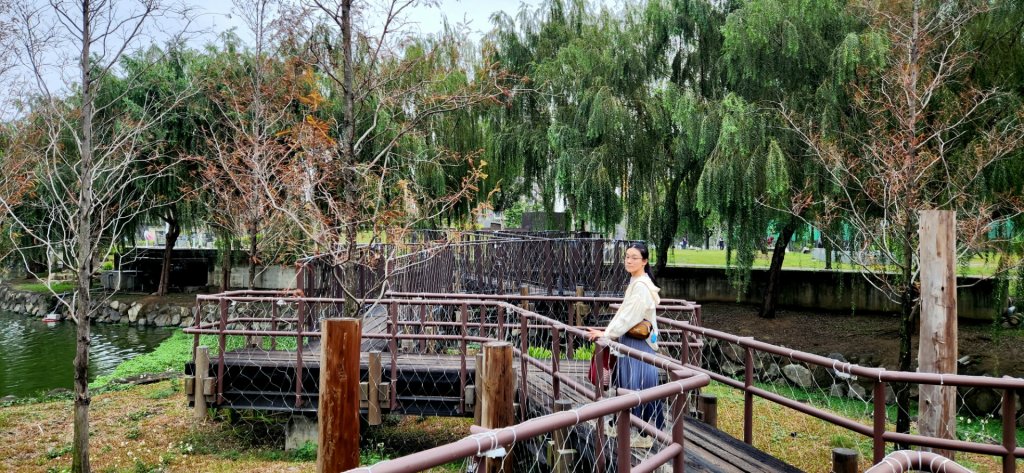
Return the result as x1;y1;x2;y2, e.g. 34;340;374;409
656;266;998;321
208;265;297;290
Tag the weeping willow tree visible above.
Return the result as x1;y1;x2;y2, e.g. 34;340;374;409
484;0;591;226
699;0;856;318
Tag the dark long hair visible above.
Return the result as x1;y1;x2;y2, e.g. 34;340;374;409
627;242;657;286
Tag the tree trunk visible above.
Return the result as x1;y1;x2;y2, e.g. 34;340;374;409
655;172;684;276
895;219;918;447
73;4;94;470
247;221;258;290
157;211;180;296
220;236;232;292
824;237;833;269
759;222;796;319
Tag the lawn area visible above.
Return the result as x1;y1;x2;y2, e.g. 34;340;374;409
661;249;1005;276
9;280;76;294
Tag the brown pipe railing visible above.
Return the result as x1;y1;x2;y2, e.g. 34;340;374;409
345;372;709;473
674;321;1024;470
865;450;976;473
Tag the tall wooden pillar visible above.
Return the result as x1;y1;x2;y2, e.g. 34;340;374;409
918;210;957;458
318;318;362;472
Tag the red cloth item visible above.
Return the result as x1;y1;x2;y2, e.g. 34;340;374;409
588;348;615;389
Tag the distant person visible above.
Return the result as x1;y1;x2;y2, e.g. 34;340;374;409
681;237;688;249
717;237;724;250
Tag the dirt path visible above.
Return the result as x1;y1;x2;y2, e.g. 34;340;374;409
699;302;1024;378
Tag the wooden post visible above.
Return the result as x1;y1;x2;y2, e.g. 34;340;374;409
474;353;484;424
698;394;718;428
832;448;859;473
368;351;382;426
550;400;575;473
193;346;209;422
482;342;515;473
918;210;957;458
318;318;361;472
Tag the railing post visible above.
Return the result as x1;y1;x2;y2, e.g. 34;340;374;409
744;346;753;444
317;318;361;472
594;344;607;473
519;312;528;421
474;352;483;425
193;346;209;422
295;272;306;408
672;370;687;473
497;305;506;341
418;304;426;353
389;302;399;410
270;302;279;350
368;351;382;426
616;407;631;473
218;298;228;405
698;394;717;428
873;381;886;463
551;326;561;401
1002;387;1017;473
832;448;859;473
460;303;469;415
482;341;515;473
551;399;575;473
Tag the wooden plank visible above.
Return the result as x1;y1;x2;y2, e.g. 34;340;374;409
918;209;958;458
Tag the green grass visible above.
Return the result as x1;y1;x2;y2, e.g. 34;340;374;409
660;249;1006;276
11;281;76;293
91;331;299;388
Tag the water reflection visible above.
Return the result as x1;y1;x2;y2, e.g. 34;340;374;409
0;311;173;398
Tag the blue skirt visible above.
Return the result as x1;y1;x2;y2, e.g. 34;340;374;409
614;335;664;430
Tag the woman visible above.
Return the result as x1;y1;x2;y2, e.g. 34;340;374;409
586;242;664;445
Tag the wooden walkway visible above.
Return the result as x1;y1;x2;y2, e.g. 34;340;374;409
195;347;801;472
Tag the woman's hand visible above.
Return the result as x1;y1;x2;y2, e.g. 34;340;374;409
586;328;604;341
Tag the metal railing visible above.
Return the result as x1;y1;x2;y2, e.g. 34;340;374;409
674;322;1024;472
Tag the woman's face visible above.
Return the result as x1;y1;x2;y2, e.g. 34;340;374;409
624;247;646;275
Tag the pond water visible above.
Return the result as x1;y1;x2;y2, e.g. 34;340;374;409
0;311;173;398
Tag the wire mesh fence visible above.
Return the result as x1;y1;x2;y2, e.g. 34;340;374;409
183;290;703;472
684;323;1024;472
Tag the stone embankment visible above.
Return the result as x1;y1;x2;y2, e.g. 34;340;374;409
0;283;196;328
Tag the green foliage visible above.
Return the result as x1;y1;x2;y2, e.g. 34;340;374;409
290;441;318;462
12;281;75;294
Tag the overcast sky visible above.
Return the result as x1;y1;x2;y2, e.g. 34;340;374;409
190;0;543;46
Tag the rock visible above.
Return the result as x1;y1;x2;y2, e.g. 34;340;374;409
764;363;782;379
829;383;846;397
180;316;194;328
46;388;73;398
153;313;171;327
171;313;181;326
720;362;744;377
782;364;815;388
722;344;746;364
110;300;119;310
128;303;142;323
1;395;16;404
847;384;867;400
960;387;1001;416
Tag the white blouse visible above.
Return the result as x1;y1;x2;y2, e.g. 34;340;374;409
604;274;661;349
